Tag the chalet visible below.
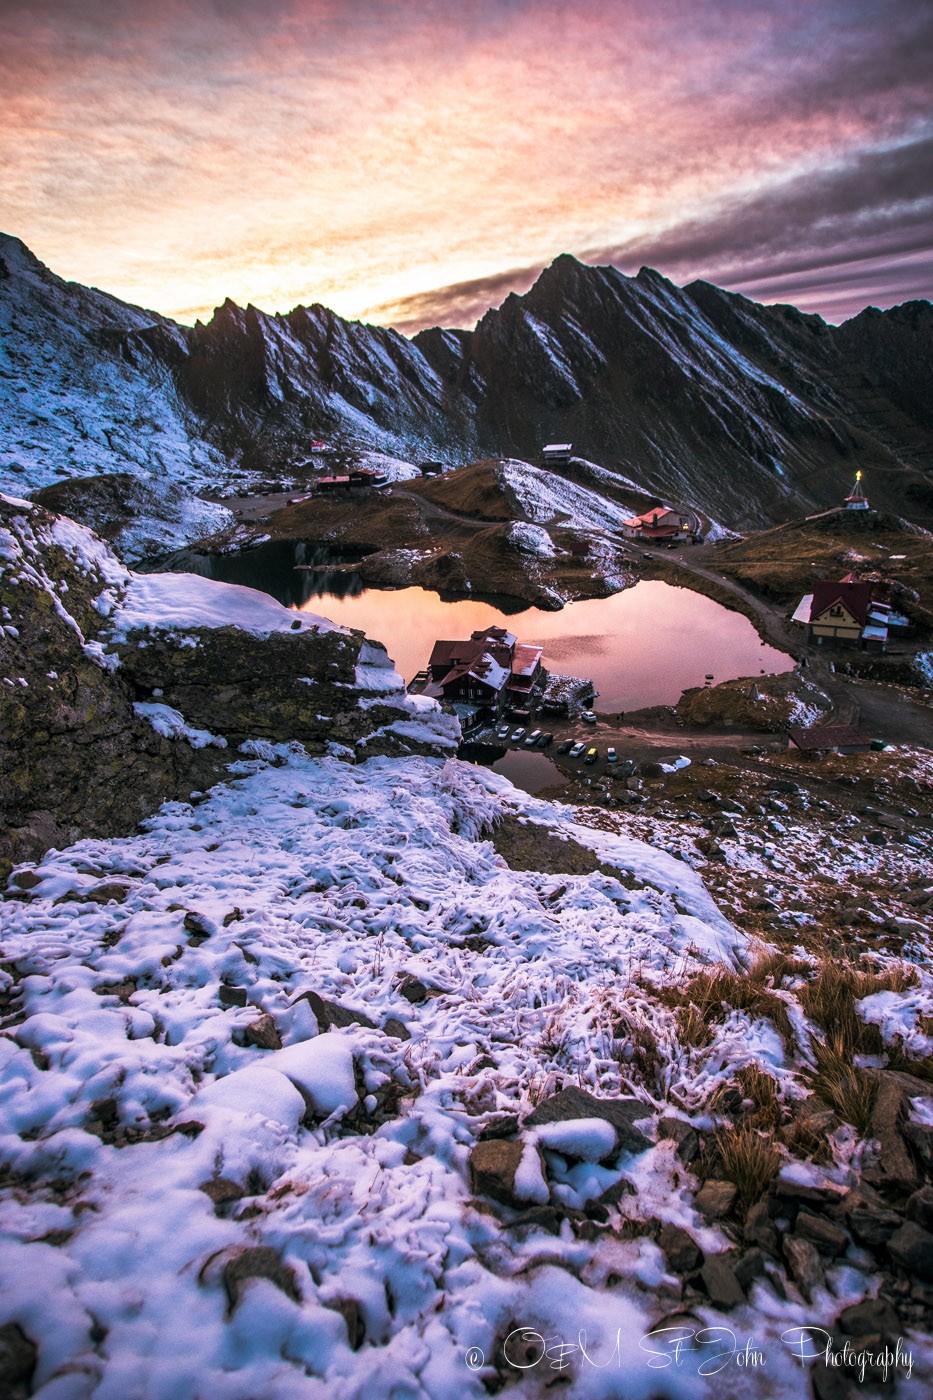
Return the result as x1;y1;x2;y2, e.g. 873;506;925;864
419;461;444;477
622;505;693;542
425;625;543;717
542;443;573;468
316;468;386;493
790;574;908;650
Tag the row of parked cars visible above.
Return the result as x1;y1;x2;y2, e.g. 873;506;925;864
497;721;619;768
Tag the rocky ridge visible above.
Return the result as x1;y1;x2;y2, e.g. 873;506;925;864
3;234;932;555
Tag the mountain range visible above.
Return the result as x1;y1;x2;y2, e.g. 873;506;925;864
2;232;931;547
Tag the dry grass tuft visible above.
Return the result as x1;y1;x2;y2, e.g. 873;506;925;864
734;1063;782;1131
706;1124;782;1211
676;1004;713;1049
799;961;916;1062
809;1039;878;1134
656;959;798;1053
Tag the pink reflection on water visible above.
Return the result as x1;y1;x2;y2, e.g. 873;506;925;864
301;580;793;710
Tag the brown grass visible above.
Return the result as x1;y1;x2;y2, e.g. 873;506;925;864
809;1039;878;1134
656;955;799;1053
798;961;916;1061
734;1063;782;1131
702;1124;782;1211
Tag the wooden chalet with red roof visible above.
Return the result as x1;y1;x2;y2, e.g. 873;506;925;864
424;625;544;720
791;572;909;651
621;504;694;542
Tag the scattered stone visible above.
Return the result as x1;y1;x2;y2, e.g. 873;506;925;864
864;831;888;847
700;1255;745;1309
243;1014;282;1050
744;1200;779;1254
184;910;217;943
478;1114;520;1141
524;1087;650;1155
469;1139;527;1207
8;870;42;891
218;984;248;1008
221;1246;301;1313
598;1177;636;1207
658;1117;700;1164
733;1248;767;1293
658;1222;703;1273
795;1208;849;1257
503;1205;563;1236
323;1297;366;1350
848;1207;904;1250
381;1016;411;1041
199;1177;244;1205
0;1323;37;1396
85;879;134;903
397;974;428;1004
887;1222;933;1281
906;1186;933;1232
835;1298;902;1339
865;1076;919;1192
783;1235;824;1301
904;1121;933;1170
694;1179;737;1221
295;989;378;1032
770;1179;845;1212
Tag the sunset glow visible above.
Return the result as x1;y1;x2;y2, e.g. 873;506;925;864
2;0;930;329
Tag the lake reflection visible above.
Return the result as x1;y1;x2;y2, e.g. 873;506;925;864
299;581;793;711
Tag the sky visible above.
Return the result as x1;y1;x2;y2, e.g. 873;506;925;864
2;0;931;333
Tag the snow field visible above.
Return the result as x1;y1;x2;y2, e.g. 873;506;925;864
0;748;773;1398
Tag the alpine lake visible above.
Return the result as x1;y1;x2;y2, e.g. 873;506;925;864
158;539;794;793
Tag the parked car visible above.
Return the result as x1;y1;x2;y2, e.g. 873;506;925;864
569;742;586;758
556;739;574;754
510;727;526;743
607;746;618;762
538;732;554;747
642;551;654;559
584;747;598;764
524;729;542;747
581;710;597;724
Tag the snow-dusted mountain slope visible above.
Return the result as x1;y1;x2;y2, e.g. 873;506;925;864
2;233;932;540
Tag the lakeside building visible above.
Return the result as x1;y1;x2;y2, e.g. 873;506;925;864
621;505;696;543
790;574;910;650
414;625;545;731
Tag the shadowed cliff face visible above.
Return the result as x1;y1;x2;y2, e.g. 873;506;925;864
2;234;932;534
0;495;456;871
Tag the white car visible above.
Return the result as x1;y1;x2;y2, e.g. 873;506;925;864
569;742;586;758
607;746;618;762
581;710;597;724
524;729;542;747
511;727;526;743
496;724;510;740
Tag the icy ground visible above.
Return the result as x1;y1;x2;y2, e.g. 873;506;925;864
3;747;929;1398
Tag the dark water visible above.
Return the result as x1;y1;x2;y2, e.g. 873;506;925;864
162;538;793;711
458;743;566;795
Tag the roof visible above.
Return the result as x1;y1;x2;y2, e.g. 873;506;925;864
788;724;873;752
511;643;543;677
791;593;814;624
542;443;572;453
809;580;873;627
622;506;680;528
440;653;510;693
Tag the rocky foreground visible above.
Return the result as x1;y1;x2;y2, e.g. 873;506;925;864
1;495;933;1399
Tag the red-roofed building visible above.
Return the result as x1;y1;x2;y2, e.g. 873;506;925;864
622;505;693;541
425;625;543;712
